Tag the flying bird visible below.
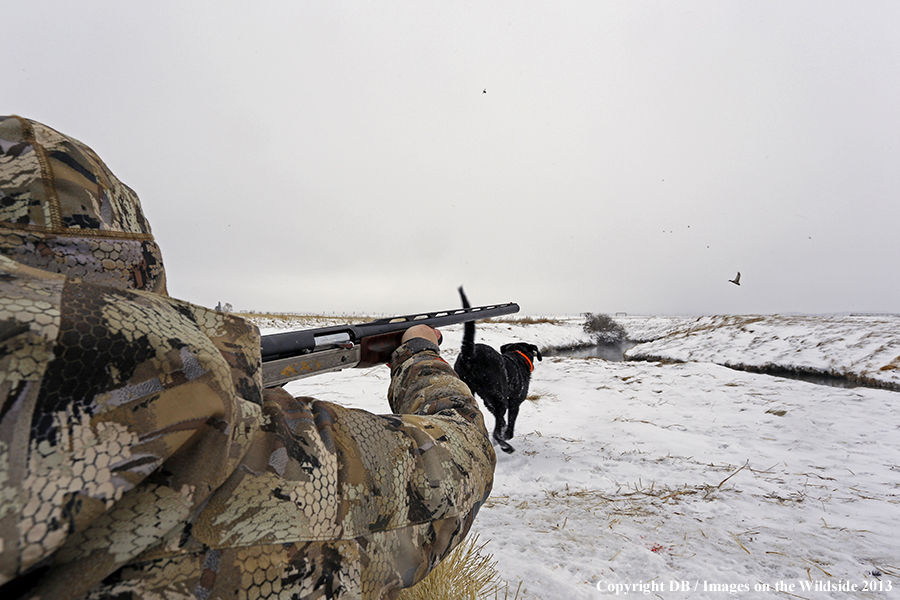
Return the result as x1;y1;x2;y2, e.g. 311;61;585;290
483;88;487;94
729;272;741;286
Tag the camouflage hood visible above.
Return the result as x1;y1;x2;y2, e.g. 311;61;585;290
0;115;167;294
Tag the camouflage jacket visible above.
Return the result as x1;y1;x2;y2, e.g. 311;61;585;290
0;115;496;599
0;256;496;599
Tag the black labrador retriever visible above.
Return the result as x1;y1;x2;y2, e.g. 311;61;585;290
453;287;542;453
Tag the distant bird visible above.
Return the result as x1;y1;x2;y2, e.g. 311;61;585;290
483;88;487;94
729;272;741;286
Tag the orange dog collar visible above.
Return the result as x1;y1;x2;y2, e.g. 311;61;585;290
515;350;534;372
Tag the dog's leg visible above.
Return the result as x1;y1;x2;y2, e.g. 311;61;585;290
504;403;520;441
491;410;515;453
503;384;531;442
494;433;514;454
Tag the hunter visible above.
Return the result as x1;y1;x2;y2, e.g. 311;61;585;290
0;115;495;600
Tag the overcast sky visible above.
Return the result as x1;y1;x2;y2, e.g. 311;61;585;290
8;1;899;316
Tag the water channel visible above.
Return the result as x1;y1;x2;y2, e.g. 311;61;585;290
544;340;639;361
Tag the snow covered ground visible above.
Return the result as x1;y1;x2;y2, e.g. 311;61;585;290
623;315;900;390
256;314;900;599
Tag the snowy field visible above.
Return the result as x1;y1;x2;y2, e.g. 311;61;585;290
256;314;900;599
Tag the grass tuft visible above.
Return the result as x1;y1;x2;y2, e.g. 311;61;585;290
398;535;516;600
526;387;558;403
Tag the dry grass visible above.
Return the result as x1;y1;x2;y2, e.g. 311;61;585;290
526;387;558;403
242;311;364;325
482;451;751;516
491;316;567;326
398;535;521;600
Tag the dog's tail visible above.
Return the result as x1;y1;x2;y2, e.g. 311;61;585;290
459;286;476;359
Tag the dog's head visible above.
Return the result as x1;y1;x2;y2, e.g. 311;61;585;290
501;342;543;364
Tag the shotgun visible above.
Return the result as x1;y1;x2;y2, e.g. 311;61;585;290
260;301;519;387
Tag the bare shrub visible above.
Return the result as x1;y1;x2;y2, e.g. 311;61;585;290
582;312;626;344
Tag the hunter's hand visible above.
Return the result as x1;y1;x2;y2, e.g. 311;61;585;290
402;325;442;346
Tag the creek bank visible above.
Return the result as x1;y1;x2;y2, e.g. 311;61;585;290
722;362;898;391
624;353;889;390
546;341;898;391
616;314;900;392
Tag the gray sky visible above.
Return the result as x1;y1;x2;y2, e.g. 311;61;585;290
8;1;899;316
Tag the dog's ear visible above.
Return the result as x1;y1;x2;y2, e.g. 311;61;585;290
532;345;543;361
500;343;511;354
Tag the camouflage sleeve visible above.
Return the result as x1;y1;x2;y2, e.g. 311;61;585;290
310;338;497;597
387;337;486;420
165;339;496;600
